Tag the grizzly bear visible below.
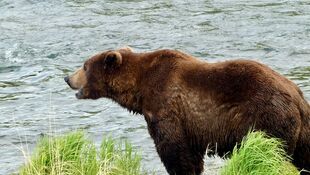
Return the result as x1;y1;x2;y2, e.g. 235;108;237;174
65;47;310;175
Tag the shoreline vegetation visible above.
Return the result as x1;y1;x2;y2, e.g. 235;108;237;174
19;131;144;175
221;131;299;175
19;131;299;175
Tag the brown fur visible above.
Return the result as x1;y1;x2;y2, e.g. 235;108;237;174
65;48;310;175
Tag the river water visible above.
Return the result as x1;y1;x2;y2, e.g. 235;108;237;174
1;0;310;174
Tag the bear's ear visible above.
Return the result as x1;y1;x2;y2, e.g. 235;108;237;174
119;46;134;52
104;51;122;68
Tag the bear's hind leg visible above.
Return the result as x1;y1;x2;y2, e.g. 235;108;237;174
293;133;310;175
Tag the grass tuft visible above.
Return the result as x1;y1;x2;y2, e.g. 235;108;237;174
20;130;300;175
19;131;143;175
220;131;300;175
99;137;142;175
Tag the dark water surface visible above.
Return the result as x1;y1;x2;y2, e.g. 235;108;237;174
1;0;310;174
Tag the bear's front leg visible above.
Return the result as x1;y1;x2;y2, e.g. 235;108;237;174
146;117;204;175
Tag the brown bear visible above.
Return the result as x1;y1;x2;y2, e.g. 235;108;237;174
64;47;310;175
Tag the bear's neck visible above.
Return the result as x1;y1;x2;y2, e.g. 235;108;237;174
111;89;143;115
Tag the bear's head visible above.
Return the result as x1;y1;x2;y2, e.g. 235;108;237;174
64;47;142;112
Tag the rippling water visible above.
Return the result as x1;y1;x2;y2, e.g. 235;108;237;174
1;0;310;174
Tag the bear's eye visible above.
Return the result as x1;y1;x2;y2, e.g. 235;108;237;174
83;64;87;71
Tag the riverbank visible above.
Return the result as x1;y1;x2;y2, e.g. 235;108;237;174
19;131;144;175
19;131;299;175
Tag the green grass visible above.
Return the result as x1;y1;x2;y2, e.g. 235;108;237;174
19;131;143;175
221;131;300;175
19;130;301;175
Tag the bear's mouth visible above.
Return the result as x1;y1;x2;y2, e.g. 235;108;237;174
75;88;84;99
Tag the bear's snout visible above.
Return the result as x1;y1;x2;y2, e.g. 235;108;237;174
64;68;87;90
64;76;69;83
64;76;73;88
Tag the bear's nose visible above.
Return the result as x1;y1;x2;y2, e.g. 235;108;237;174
64;76;69;83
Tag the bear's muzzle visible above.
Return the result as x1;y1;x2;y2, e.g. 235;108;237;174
75;88;84;99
